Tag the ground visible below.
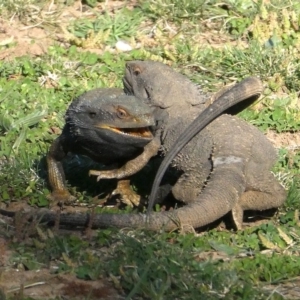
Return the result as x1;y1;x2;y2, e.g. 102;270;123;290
1;2;128;299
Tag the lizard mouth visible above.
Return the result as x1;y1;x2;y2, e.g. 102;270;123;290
123;75;151;102
123;76;134;95
100;125;153;139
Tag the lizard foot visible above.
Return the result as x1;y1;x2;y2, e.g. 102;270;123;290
111;179;141;207
47;189;76;208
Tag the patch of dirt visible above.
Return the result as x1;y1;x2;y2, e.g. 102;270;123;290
0;1;88;60
0;1;142;61
0;269;122;299
0;18;52;60
0;207;122;299
0;0;243;62
263;279;300;300
265;130;300;150
0;236;12;269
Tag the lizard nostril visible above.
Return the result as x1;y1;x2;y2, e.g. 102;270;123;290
145;89;151;100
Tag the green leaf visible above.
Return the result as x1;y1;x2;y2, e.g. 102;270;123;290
209;241;236;256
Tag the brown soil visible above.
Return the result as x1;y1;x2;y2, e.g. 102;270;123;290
266;130;300;150
0;2;127;298
0;269;122;300
0;18;51;59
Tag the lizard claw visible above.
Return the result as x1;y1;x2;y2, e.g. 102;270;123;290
89;169;104;181
111;179;141;207
89;170;105;182
89;169;101;177
89;169;120;180
47;189;76;207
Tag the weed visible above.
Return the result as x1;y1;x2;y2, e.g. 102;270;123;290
239;105;300;132
224;0;300;47
67;8;144;48
0;0;64;27
0;0;38;19
140;0;207;23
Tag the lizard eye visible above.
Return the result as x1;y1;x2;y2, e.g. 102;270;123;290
89;112;96;119
133;66;141;76
116;107;128;119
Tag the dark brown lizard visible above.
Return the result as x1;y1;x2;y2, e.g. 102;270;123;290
47;87;155;207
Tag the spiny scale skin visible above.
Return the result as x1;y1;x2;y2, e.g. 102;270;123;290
57;88;154;163
85;61;286;230
145;76;265;211
0;63;287;231
47;88;155;204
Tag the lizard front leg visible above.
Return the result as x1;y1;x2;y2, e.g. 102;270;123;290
89;136;161;180
47;137;75;205
89;136;161;207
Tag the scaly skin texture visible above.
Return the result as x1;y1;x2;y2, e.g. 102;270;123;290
88;61;286;230
145;77;263;211
47;88;155;207
0;62;287;231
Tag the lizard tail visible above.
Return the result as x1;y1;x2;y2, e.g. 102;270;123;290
10;161;244;231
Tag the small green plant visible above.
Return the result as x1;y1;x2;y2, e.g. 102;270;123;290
82;0;104;8
67;8;144;48
0;0;64;27
225;0;300;47
139;0;207;23
0;0;37;18
239;106;300;133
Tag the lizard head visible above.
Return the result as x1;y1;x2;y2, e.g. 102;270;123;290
123;60;206;108
123;61;177;108
66;88;155;145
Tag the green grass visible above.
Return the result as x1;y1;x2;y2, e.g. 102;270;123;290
1;0;300;299
67;8;144;47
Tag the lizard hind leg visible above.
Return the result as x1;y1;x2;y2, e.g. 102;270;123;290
233;171;287;229
171;171;208;204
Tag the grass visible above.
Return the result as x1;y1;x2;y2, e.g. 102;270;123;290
67;8;144;48
0;0;300;299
